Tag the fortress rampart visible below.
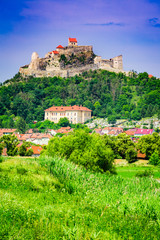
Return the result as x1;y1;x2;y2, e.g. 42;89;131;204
19;38;126;78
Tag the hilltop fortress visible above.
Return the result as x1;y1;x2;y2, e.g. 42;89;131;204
19;38;125;78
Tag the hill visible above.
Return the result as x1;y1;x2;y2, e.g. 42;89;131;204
0;70;160;125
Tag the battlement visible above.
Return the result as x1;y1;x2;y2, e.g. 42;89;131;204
19;38;125;78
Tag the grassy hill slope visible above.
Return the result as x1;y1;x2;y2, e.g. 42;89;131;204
0;156;160;239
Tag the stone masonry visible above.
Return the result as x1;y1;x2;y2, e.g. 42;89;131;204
19;38;126;78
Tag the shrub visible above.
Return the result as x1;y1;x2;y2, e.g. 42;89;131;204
45;130;115;173
26;148;33;156
149;151;160;166
125;147;137;163
135;169;153;177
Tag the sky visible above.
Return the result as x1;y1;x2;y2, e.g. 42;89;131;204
0;0;160;82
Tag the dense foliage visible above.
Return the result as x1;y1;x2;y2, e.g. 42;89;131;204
0;156;160;239
137;132;160;159
43;130;138;172
0;70;160;124
0;134;19;156
44;130;116;173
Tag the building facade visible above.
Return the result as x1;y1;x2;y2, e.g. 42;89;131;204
44;105;92;124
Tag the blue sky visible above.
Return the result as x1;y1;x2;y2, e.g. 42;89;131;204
0;0;160;82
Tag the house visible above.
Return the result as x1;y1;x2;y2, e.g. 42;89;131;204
47;129;57;136
68;38;78;46
124;129;137;136
134;129;154;137
56;45;64;51
44;105;92;124
93;128;103;135
101;127;123;136
27;145;43;157
55;127;73;134
26;133;52;145
0;128;17;135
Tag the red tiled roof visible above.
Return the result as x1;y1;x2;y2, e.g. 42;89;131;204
0;128;17;133
25;129;33;134
148;74;153;78
137;151;146;159
69;38;77;43
53;50;59;54
135;129;154;135
57;45;64;49
27;146;43;155
45;105;92;112
50;51;59;54
56;127;73;134
124;130;135;136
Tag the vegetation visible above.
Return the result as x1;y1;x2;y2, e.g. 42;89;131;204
0;156;160;239
0;70;160;125
0;134;19;156
44;130;116;173
137;132;160;159
149;151;160;166
19;142;33;156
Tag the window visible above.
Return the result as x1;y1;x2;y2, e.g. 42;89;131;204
47;113;48;116
74;113;76;116
67;113;69;116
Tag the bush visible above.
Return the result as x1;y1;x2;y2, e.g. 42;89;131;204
45;130;115;173
135;169;153;177
125;147;137;163
149;151;160;166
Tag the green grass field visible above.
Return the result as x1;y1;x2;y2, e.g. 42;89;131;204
0;156;160;239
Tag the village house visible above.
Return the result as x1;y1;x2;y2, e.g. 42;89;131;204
101;127;123;136
0;128;17;135
27;145;43;157
134;129;154;137
44;105;92;124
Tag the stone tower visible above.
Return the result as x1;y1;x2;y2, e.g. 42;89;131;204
112;55;123;70
29;52;40;70
68;38;78;47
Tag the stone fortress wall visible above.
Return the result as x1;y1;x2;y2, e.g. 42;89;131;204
19;38;126;78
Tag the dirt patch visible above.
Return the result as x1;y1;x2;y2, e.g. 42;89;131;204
114;159;149;166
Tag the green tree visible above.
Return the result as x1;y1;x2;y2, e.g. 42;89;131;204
115;133;135;159
58;117;70;127
16;117;27;133
149;151;160;166
45;130;115;173
125;147;137;163
137;132;160;159
0;143;3;156
1;134;19;156
108;115;116;124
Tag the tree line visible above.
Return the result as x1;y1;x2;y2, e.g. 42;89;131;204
0;70;160;125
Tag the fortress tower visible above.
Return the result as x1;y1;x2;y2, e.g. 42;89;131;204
68;38;78;47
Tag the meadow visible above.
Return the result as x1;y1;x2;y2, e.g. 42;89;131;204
0;156;160;240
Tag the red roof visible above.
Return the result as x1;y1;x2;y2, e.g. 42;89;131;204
27;145;43;155
57;45;64;49
50;51;59;54
45;105;92;112
69;38;77;43
135;129;154;135
148;74;153;78
124;130;136;136
0;128;17;133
